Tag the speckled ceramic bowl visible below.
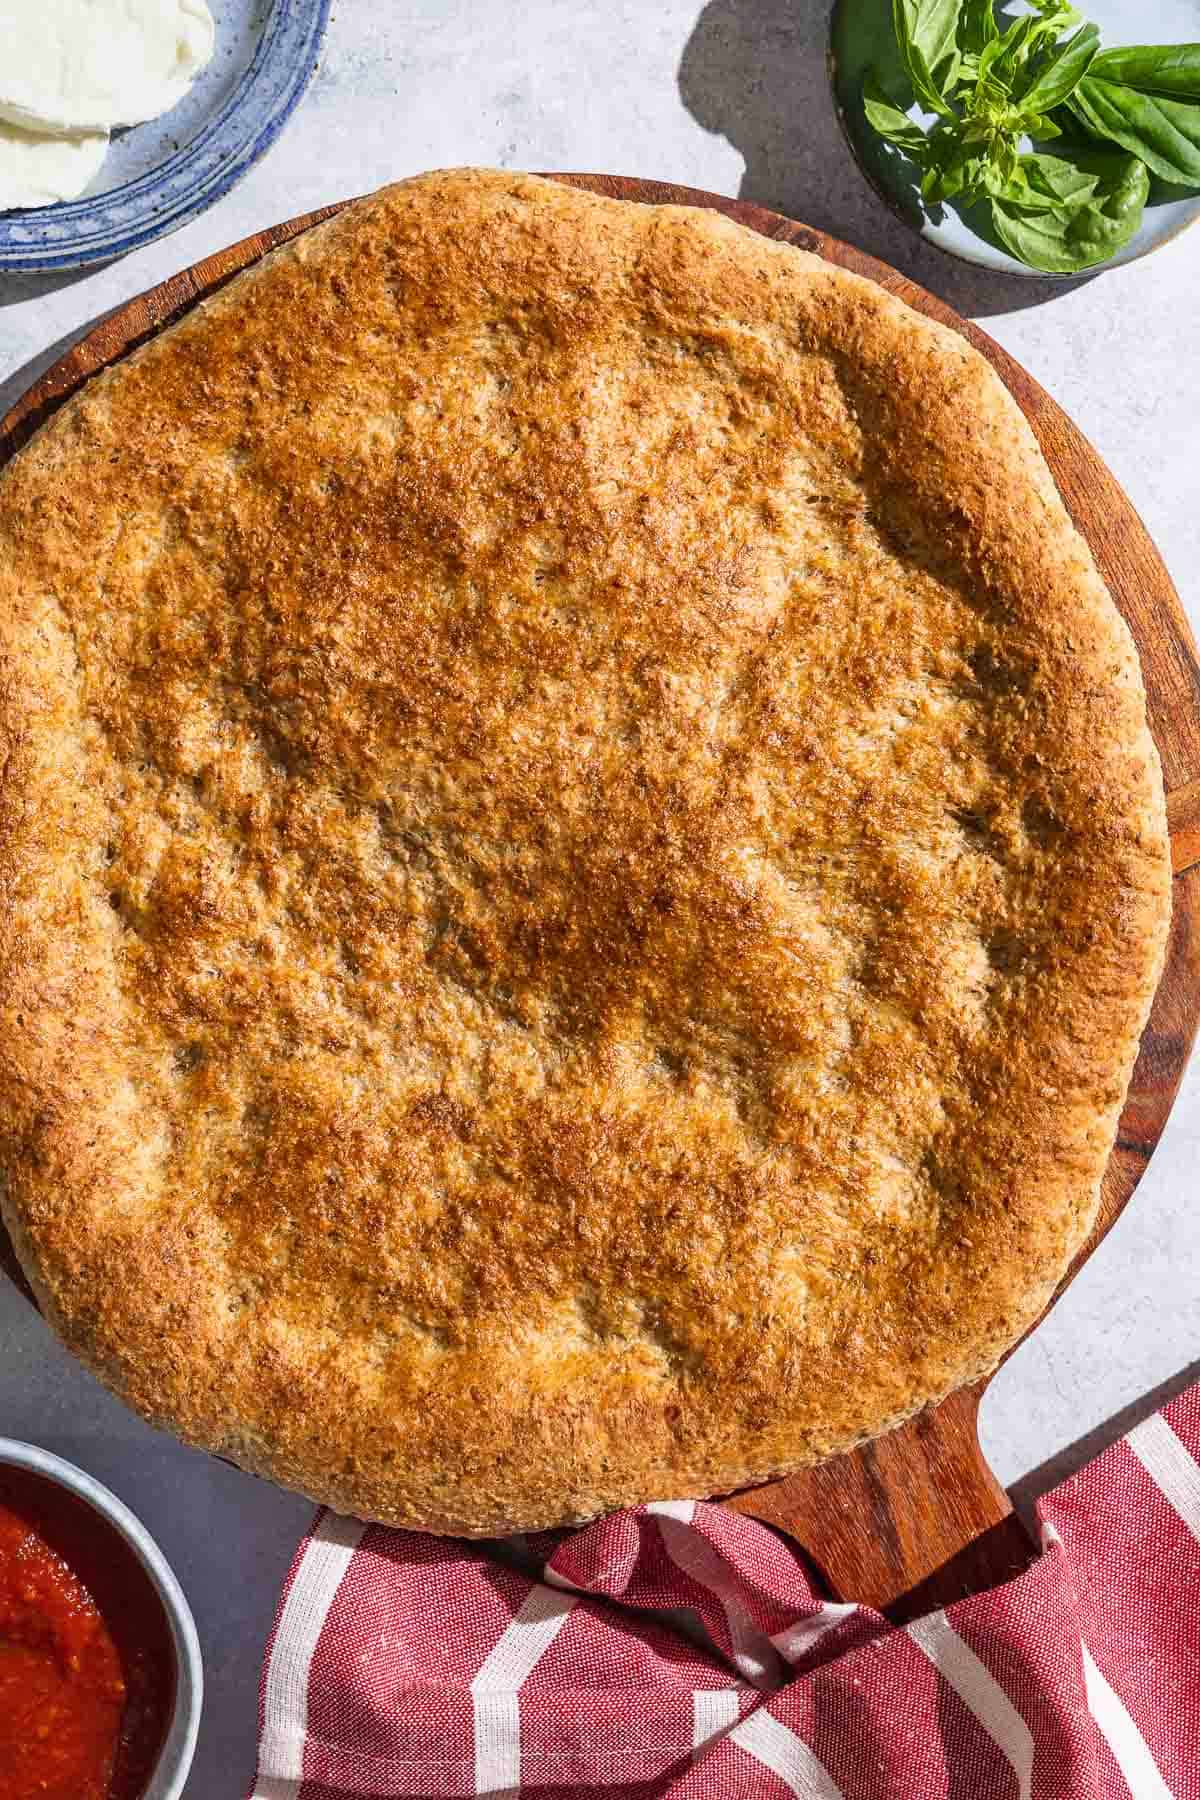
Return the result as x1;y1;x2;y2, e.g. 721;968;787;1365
0;0;330;272
0;1439;202;1800
831;0;1200;276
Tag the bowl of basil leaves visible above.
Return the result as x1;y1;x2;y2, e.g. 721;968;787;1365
832;0;1200;275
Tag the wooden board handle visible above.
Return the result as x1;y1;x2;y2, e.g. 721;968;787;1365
726;1387;1035;1620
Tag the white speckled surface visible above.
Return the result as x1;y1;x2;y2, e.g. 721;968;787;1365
1;4;1197;1792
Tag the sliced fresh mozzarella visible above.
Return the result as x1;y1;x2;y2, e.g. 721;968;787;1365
0;0;215;135
0;118;108;209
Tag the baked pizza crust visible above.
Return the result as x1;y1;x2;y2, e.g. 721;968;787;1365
0;171;1171;1532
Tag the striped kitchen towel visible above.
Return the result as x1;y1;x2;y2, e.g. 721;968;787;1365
250;1380;1200;1798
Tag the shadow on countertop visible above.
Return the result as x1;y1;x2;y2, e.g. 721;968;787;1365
677;0;1093;317
0;264;99;311
1008;1358;1200;1530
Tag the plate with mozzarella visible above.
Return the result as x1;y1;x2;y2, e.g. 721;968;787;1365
0;0;329;269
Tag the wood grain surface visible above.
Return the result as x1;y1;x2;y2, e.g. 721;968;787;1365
2;176;1197;1624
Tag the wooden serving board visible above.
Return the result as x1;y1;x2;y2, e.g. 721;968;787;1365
3;177;1198;1622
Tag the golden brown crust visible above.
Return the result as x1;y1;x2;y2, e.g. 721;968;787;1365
0;170;1171;1532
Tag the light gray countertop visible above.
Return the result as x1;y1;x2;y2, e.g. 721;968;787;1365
1;3;1197;1793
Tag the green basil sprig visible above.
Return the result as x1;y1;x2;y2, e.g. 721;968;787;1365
862;2;1200;273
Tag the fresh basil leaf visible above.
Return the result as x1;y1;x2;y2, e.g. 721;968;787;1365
1030;1;1082;37
990;148;1148;271
1070;73;1200;185
975;34;1008;88
980;159;1075;213
990;134;1019;185
921;130;993;203
984;182;1062;215
1021;150;1101;205
984;10;1073;93
1091;44;1200;99
961;111;996;145
863;72;933;158
989;202;1091;270
1018;21;1099;116
906;37;959;116
987;14;1038;89
894;0;962;89
958;0;998;59
924;157;979;202
892;0;959;114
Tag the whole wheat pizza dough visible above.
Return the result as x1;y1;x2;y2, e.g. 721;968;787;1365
0;171;1171;1532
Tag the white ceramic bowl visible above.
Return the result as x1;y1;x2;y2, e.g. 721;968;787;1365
0;1439;202;1800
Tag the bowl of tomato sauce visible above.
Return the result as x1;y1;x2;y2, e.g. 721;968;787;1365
0;1440;201;1800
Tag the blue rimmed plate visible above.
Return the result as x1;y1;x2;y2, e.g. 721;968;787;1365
0;0;330;272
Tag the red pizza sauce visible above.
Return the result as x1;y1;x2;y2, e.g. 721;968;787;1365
0;1468;175;1800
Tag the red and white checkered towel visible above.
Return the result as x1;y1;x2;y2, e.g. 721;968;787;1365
250;1381;1200;1799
